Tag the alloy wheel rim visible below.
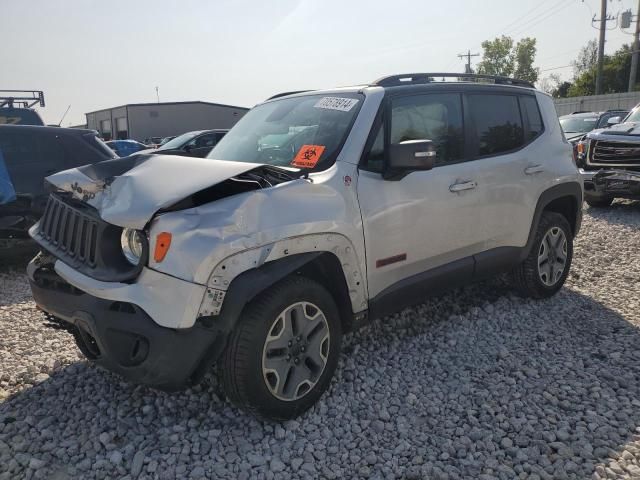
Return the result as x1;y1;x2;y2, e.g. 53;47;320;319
261;301;330;401
537;227;568;287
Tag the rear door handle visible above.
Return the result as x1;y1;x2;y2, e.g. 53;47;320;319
524;165;545;175
449;181;477;192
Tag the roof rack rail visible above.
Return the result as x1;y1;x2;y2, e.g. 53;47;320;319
0;90;45;108
372;73;535;89
266;90;313;101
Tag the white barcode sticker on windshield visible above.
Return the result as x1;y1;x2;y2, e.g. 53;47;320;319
314;97;359;112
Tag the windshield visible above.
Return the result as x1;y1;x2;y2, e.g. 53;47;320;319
207;93;364;170
559;116;598;134
624;107;640;123
158;132;199;150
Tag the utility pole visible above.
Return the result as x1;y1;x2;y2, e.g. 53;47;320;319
629;0;640;92
155;86;160;103
458;50;479;73
595;0;607;94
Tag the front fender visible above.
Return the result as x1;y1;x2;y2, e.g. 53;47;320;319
197;233;368;318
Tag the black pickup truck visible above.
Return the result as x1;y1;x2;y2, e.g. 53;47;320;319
576;105;640;207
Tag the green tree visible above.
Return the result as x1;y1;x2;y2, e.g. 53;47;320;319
477;36;539;83
513;37;539;83
572;39;598;78
568;43;635;96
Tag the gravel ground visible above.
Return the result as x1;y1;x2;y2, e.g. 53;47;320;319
1;202;640;480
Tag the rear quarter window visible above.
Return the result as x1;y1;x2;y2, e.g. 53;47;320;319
520;95;544;141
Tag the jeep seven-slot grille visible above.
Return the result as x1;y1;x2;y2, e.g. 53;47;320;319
589;140;640;167
37;195;99;267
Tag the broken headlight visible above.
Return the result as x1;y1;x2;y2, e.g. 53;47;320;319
121;228;145;266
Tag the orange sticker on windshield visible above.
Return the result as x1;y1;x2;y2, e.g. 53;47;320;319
291;145;326;168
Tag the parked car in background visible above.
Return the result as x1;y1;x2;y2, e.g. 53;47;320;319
27;73;581;420
559;110;628;144
106;139;148;157
0;90;46;126
0;107;45;126
136;129;228;158
576;104;640;207
159;136;176;146
143;136;163;148
0;125;116;254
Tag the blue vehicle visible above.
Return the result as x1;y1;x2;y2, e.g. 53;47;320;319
106;139;148;157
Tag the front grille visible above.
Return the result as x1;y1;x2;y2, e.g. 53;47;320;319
589;140;640;167
32;194;146;282
37;194;99;267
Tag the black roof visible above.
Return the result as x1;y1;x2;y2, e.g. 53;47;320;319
86;101;249;115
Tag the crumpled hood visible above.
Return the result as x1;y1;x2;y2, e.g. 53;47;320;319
45;154;266;229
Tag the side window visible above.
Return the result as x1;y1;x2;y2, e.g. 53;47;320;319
199;134;217;147
37;134;69;170
520;95;544;141
468;94;524;156
390;94;464;166
0;132;39;167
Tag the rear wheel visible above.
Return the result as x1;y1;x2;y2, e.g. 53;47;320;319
512;211;573;299
221;276;341;420
585;194;613;208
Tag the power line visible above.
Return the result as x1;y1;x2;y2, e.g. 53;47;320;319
539;64;574;72
499;0;558;33
509;0;574;37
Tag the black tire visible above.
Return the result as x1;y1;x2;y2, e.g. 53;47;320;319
512;211;573;299
585;195;613;208
220;276;342;421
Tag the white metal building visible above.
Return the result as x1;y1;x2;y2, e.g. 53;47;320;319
85;101;249;142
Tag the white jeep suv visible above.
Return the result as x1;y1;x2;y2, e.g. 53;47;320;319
28;73;582;420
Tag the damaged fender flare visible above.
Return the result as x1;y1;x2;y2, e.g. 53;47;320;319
212;252;323;333
199;233;368;318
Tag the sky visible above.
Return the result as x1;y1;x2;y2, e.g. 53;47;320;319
1;0;636;126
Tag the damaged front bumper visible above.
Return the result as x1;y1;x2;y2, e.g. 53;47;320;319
580;168;640;200
27;255;226;390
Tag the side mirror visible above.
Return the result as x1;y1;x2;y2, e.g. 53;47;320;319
607;116;621;126
383;140;436;180
183;144;192;152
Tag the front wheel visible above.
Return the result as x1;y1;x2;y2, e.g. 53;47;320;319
512;211;573;299
220;276;342;421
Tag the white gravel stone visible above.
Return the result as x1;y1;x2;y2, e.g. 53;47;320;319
2;203;640;479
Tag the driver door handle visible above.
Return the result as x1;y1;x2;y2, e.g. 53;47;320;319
449;181;477;193
525;165;545;175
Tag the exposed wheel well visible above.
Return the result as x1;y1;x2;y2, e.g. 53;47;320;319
543;195;579;235
296;252;356;333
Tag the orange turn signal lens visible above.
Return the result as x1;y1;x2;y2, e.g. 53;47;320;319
576;142;585;155
154;232;172;263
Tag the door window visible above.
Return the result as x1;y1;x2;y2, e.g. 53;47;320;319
390;94;464;166
194;134;217;148
467;94;524;156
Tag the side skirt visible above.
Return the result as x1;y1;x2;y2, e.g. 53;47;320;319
367;246;523;321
